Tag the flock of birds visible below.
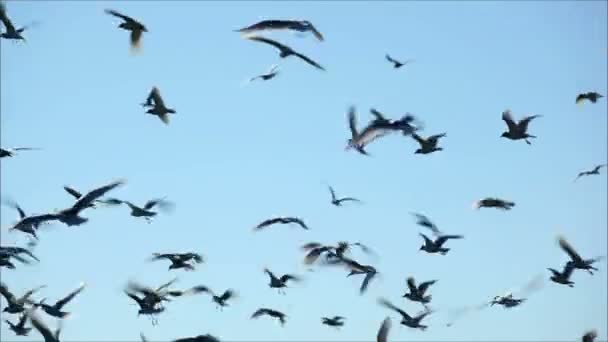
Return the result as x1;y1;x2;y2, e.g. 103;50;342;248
1;2;607;342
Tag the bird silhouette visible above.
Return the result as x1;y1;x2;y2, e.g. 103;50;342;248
245;35;325;71
105;9;147;52
500;110;541;145
34;282;86;319
235;19;324;41
576;92;603;104
251;308;287;326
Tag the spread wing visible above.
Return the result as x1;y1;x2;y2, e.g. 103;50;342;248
418;280;437;294
104;9;136;23
328;186;337;201
0;282;17;304
370;108;389;122
288;217;309;229
360;270;377;294
219;289;235;301
406;277;417;293
377;317;391;342
419;233;433;245
130;29;143;49
501;110;517;132
558;236;584;264
592;164;607;173
518;115;541;132
575;93;587;104
125;291;145;306
235;20;292;34
63;186;83;199
246;35;289;53
55;282;86;309
18;285;46;304
385;54;399;65
0;2;16;33
254;217;281;230
280;274;300;283
308;24;324;41
348;106;358;139
144;197;173;211
428;133;447;144
251;308;270;319
3;200;26;219
147;87;165;108
292;51;325;71
149;253;178;262
436;234;464;246
377;298;411;320
71;179;125;213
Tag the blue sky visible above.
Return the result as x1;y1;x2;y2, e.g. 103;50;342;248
1;1;606;341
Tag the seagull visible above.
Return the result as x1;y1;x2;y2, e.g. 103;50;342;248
345;106;393;156
1;283;45;314
548;263;575;287
62;186;122;209
251;308;287;326
235;19;324;41
321;316;345;328
141;87;176;124
196;287;236;309
254;217;309;231
574;164;607;182
0;147;40;158
489;275;544;309
328;186;361;206
264;268;300;294
104;9;147;52
472;197;515;210
2;200;42;239
412;133;446;154
403;277;437;306
249;64;280;82
576;92;603;105
0;246;39;269
26;309;62;342
558;236;604;275
385;54;413;69
378;298;432;331
500;110;541;145
124;290;165;326
411;212;442;236
419;233;463;255
0;1;30;42
118;197;174;223
377;317;392;342
245;35;325;71
34;283;86;319
4;313;32;336
148;252;204;271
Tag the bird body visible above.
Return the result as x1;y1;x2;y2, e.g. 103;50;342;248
548;264;575;287
141;87;176;124
149;252;204;271
558;236;603;275
1;283;45;314
321;316;345;328
264;268;300;294
328;186;361;206
412;133;446;154
251;308;287;325
576;92;603;104
500;110;541;145
385;54;413;68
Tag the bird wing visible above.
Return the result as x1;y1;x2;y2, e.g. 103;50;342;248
16;313;28;327
17;214;58;231
125;291;145;306
304;247;327;265
254;217;281;230
0;2;16;33
501;110;517;132
360;271;377;294
236;20;292;34
436;235;464;246
377;317;391;342
328;186;337;201
55;282;86;309
385;54;399;64
308;24;324;41
418;280;437;294
357;125;391;147
27;309;57;342
63;186;83;199
140;332;149;342
352;242;373;254
347;106;359;139
558;236;585;264
406;277;417;293
246;35;290;53
156;277;178;292
289;217;309;230
143;197;171;211
413;213;441;235
148;87;166;108
264;268;278;281
377;298;411;320
0;282;17;304
593;164;607;173
562;263;575;278
428;133;447;144
71;179;125;213
301;242;323;250
575;93;587;104
280;274;300;283
251;308;269;319
411;133;426;146
3;200;26;219
149;253;177;262
104;9;136;23
419;233;433;245
517;115;541;132
18;285;46;304
219;289;235;301
292;51;325;71
369;108;389;122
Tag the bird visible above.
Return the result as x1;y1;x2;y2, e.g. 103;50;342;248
173;334;221;342
345;106;394;155
377;317;392;342
500;110;541;145
321;316;345;328
472;197;515;210
403;277;437;305
4;313;32;336
251;308;287;326
582;330;598;342
248;64;280;82
127;278;208;306
576;92;603;105
328;186;361;206
333;255;379;294
419;233;463;255
62;186;122;209
124;290;166;326
378;298;432;331
411;132;446;154
0;146;39;158
548;264;575;287
119;197;174;223
489;275;544;309
0;1;30;42
385;54;413;69
574;164;607;182
411;212;442;236
148;252;204;271
254;216;309;231
26;309;62;342
3;200;42;239
489;293;526;308
104;9;147;52
140;87;176;124
0;283;45;314
558;236;603;275
369;108;421;136
235;19;324;41
0;245;39;269
33;283;86;319
245;35;325;71
197;287;236;309
264;268;300;294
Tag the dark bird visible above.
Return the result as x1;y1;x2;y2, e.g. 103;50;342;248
5;313;32;336
1;283;45;314
125;291;165;326
334;256;379;294
576;92;603;105
582;330;598;342
3;200;42;239
149;252;204;271
403;277;437;305
489;294;526;308
119;197;174;223
127;278;208;307
254;217;309;231
0;245;39;269
328;186;361;206
235;19;324;41
500;110;541;145
245;35;325;71
412;132;446;154
62;186;122;209
0;1;29;41
33;283;86;319
248;64;280;82
0;146;39;158
346;106;393;155
378;298;432;331
141;87;176;124
251;308;287;326
548;264;575;287
385;54;413;69
377;317;391;342
197;287;236;309
574;164;607;182
26;309;62;342
264;268;300;294
472;197;515;210
489;275;544;309
173;334;221;342
411;212;442;236
321;316;345;328
419;233;463;255
369;108;421;136
105;9;147;51
558;236;604;275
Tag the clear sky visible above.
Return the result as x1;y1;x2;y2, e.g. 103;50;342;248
1;1;607;341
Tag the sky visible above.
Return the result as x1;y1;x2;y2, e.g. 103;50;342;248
1;0;607;341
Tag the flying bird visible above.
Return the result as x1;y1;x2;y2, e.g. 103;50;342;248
251;308;287;325
576;92;603;105
377;317;391;342
500;110;541;145
411;132;446;154
26;309;62;342
124;290;165;326
385;54;413;69
33;283;86;319
472;197;515;210
0;245;39;269
264;268;300;294
1;283;45;314
173;334;221;342
254;217;309;231
149;252;204;271
411;212;442;236
489;275;544;309
248;64;280;82
0;147;40;158
3;200;43;239
196;287;236;309
245;35;325;71
574;164;607;182
548;263;575;288
62;186;122;209
582;330;598;342
558;236;603;275
419;233;463;255
321;316;345;328
4;313;32;336
105;9;147;52
235;19;324;41
140;87;176;124
403;277;437;306
378;298;432;331
118;197;174;223
0;1;30;41
346;106;394;155
328;186;361;206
